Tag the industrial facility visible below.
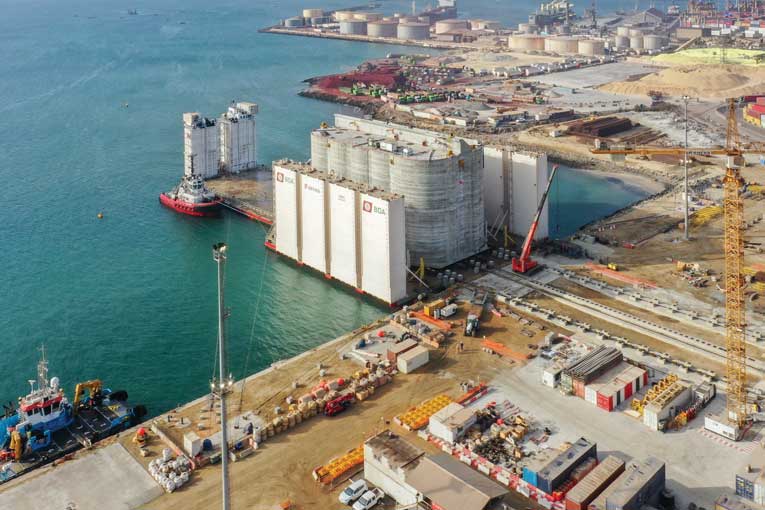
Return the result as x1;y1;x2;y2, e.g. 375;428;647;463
271;161;407;304
183;101;258;179
311;115;486;268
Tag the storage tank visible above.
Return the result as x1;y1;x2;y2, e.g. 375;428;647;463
328;138;349;179
348;144;369;183
435;19;469;34
614;35;630;48
628;28;643;37
310;16;330;25
340;20;368;35
555;24;571;34
354;12;383;21
643;34;667;49
397;22;430;40
616;26;630;36
418;16;431;24
545;36;579;54
302;8;324;18
399;16;420;23
367;21;398;37
368;148;392;190
284;17;305;27
518;22;535;33
334;11;354;21
578;39;605;55
630;35;644;49
509;34;545;50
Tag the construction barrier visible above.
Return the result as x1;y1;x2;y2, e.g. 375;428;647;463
481;340;532;361
410;311;452;330
312;445;364;485
456;383;489;405
585;263;657;289
394;395;452;431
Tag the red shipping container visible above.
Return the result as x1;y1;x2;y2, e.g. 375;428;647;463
643;372;648;386
596;393;613;411
623;380;633;399
574;379;586;398
757;97;765;105
749;103;765;115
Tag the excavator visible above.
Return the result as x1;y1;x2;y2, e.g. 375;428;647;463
512;164;559;273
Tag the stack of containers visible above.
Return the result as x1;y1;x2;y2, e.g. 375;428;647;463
565;456;626;510
747;97;765;128
560;346;622;397
534;438;597;496
583;362;647;412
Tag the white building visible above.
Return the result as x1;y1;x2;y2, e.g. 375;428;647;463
363;430;424;507
428;402;476;443
183;112;220;179
219;102;258;174
273;161;407;304
483;148;550;240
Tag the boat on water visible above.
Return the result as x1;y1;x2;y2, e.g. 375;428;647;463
0;348;146;483
159;171;222;217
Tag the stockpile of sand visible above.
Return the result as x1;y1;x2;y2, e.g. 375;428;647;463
600;64;765;98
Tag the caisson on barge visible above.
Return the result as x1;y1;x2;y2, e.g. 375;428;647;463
0;348;146;483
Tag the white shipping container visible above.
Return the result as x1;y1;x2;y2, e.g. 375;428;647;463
328;183;359;288
300;174;328;273
542;367;561;388
273;165;300;260
584;386;597;404
397;345;429;373
755;480;765;506
643;407;658;430
705;415;739;440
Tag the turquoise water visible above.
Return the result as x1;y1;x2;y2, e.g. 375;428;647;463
0;0;643;416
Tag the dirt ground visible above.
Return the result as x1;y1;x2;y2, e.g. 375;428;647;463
119;303;554;510
206;169;273;214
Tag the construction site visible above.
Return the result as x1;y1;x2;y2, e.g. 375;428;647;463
17;1;765;510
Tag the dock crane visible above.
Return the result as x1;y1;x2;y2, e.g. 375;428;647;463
512;164;559;273
589;98;753;435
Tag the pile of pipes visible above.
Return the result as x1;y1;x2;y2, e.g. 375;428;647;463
148;448;192;493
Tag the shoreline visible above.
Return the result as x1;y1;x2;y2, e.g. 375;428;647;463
565;166;667;196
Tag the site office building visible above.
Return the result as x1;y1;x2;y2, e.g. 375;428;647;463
272;161;407;304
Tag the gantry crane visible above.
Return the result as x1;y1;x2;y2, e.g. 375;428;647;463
590;98;754;433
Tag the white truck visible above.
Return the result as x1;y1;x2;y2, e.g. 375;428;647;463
339;479;368;505
352;488;385;510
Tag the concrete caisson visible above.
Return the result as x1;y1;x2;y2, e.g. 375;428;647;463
340;20;368;35
509;34;545;51
435;19;469;34
367;21;398;38
578;39;605;55
397;22;430;40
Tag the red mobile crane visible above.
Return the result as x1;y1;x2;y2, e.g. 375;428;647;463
512;164;559;274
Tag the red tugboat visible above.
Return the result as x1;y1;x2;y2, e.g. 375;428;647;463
159;161;222;217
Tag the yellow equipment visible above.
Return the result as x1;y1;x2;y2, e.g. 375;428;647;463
607;263;619;271
417;257;426;281
73;380;102;413
9;430;22;460
132;427;148;447
591;98;750;430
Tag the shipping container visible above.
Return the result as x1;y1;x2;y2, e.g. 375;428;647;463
574;379;586;398
397;345;430;373
737;474;755;501
603;457;665;510
566;456;626;510
537;438;597;495
387;338;418;363
585;386;598;405
597;393;614;412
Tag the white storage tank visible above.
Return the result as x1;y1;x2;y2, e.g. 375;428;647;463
470;19;501;30
367;21;398;38
518;22;535;33
614;35;630;48
435;19;469;34
418;15;431;24
578;39;605;55
302;8;324;18
643;34;667;49
334;11;354;21
509;33;545;50
284;17;305;27
616;26;630;36
396;345;430;373
544;36;579;53
354;12;383;21
397;22;430;40
630;35;644;49
555;24;571;34
340;20;368;35
628;27;643;37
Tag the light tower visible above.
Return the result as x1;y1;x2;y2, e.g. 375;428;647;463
212;242;231;510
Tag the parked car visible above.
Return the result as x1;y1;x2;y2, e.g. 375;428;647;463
339;479;368;505
352;488;385;510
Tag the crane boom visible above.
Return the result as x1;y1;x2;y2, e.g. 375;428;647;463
512;164;558;273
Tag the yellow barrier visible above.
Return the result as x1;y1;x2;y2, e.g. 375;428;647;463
394;395;453;431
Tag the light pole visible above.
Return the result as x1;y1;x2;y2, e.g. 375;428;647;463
682;95;690;240
212;242;230;510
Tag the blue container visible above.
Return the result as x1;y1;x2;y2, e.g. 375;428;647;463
523;467;538;487
203;438;213;451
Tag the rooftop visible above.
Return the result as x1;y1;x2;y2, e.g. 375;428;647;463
273;160;401;200
406;454;508;510
313;127;461;161
606;457;665;508
364;430;424;471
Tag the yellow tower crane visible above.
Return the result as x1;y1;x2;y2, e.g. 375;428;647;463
590;97;757;432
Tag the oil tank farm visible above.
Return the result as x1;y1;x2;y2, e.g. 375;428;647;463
272;161;407;304
397;22;430;40
591;457;666;510
565;456;626;510
544;36;579;54
340;20;368;35
578;39;605;56
367;21;398;38
302;8;324;18
354;12;383;21
313;115;486;268
509;34;545;51
333;10;355;21
435;19;469;34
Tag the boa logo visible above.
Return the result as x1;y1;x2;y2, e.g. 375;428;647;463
276;172;284;182
363;200;373;212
